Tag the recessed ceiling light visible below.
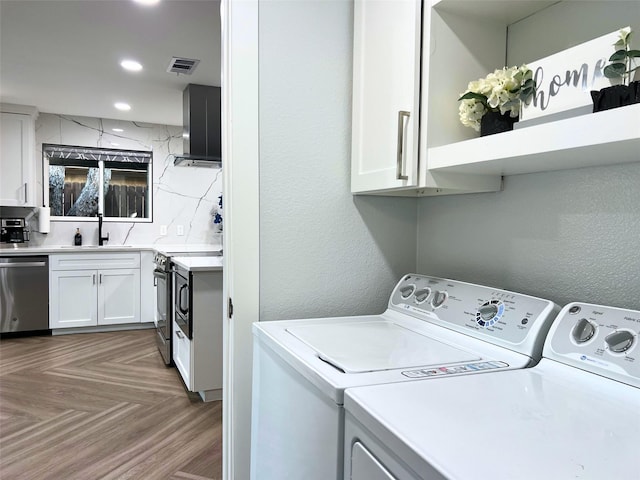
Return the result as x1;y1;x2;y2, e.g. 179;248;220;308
114;102;131;111
120;59;143;72
112;128;124;132
133;0;160;6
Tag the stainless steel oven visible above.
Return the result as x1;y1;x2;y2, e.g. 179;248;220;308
173;264;192;339
153;252;172;365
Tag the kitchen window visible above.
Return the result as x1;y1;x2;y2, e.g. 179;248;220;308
44;144;152;221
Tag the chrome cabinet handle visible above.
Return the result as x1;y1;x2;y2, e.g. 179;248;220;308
93;274;96;285
24;183;28;203
396;110;410;180
176;330;184;339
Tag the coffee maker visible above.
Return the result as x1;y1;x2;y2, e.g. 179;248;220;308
0;218;30;244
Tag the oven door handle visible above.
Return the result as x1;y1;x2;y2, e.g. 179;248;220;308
178;284;189;315
153;270;167;287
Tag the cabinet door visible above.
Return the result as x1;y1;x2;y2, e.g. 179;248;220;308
0;113;35;206
97;268;140;325
50;270;98;329
351;0;422;193
173;319;192;390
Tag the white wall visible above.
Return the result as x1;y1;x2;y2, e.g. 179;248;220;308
417;162;640;310
258;0;417;322
29;113;223;247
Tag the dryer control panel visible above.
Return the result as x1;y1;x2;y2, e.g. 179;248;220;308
389;274;557;358
545;302;640;388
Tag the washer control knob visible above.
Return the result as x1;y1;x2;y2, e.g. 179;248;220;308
431;290;447;308
400;285;415;299
478;303;498;321
571;318;596;344
414;288;431;304
605;330;634;353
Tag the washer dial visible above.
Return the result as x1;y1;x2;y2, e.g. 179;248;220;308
414;288;431;304
476;300;504;327
431;290;448;308
605;330;635;353
400;284;416;299
571;318;596;344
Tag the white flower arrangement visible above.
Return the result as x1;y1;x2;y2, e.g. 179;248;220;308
458;65;535;132
604;27;640;86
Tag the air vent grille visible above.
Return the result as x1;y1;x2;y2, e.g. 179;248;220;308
167;57;200;75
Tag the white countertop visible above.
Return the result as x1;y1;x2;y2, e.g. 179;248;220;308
0;243;222;256
172;255;224;272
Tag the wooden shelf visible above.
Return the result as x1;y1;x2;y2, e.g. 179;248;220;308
428;103;640;176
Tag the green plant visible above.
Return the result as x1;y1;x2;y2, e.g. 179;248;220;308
457;65;536;132
603;27;640;86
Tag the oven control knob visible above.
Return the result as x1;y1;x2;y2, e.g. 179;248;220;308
605;330;635;353
571;318;596;344
414;288;431;304
431;290;448;308
400;285;416;299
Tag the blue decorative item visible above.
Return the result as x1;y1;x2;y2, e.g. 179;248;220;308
212;194;223;232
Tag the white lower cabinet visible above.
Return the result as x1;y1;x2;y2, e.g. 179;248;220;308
172;319;192;387
50;270;98;328
172;268;223;402
49;253;141;329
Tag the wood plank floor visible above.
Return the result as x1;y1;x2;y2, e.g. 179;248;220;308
0;329;222;480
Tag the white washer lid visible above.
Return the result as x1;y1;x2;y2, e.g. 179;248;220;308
286;321;480;373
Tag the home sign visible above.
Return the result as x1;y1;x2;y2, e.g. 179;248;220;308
520;28;628;121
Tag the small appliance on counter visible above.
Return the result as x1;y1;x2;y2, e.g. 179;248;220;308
0;218;30;244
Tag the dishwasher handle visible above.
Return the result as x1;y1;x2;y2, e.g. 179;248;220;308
0;262;47;268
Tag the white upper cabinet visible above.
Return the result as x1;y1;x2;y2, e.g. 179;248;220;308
352;0;640;196
0;106;38;206
351;0;422;193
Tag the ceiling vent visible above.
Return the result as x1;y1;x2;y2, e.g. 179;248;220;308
167;57;200;75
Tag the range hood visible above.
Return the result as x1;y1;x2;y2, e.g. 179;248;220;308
171;84;222;167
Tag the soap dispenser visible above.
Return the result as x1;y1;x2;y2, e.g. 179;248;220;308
74;228;82;246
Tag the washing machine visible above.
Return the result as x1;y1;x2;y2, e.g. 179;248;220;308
250;273;558;480
343;301;640;479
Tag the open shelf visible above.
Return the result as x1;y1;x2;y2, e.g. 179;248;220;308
428;103;640;176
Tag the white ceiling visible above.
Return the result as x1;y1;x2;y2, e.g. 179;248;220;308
0;0;221;126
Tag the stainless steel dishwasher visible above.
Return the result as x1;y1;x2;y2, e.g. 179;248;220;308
0;256;50;335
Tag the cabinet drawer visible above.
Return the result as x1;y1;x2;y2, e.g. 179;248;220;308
173;319;192;390
50;252;141;270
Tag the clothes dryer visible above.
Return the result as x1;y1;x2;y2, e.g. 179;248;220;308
343;302;640;479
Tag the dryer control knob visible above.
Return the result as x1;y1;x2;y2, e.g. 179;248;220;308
605;330;634;353
571;318;596;344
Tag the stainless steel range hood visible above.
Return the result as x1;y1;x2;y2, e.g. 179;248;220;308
171;84;222;167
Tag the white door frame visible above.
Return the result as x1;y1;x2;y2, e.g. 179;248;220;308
221;1;260;479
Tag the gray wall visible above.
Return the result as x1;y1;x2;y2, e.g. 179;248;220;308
417;162;640;310
258;0;417;321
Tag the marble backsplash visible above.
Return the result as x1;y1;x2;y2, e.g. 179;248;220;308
23;113;223;248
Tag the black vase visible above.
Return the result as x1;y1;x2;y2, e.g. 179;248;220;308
591;81;640;112
480;110;517;137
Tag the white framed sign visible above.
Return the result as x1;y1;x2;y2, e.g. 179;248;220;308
520;28;628;121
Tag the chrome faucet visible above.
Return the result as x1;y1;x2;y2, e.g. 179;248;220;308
98;213;109;246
